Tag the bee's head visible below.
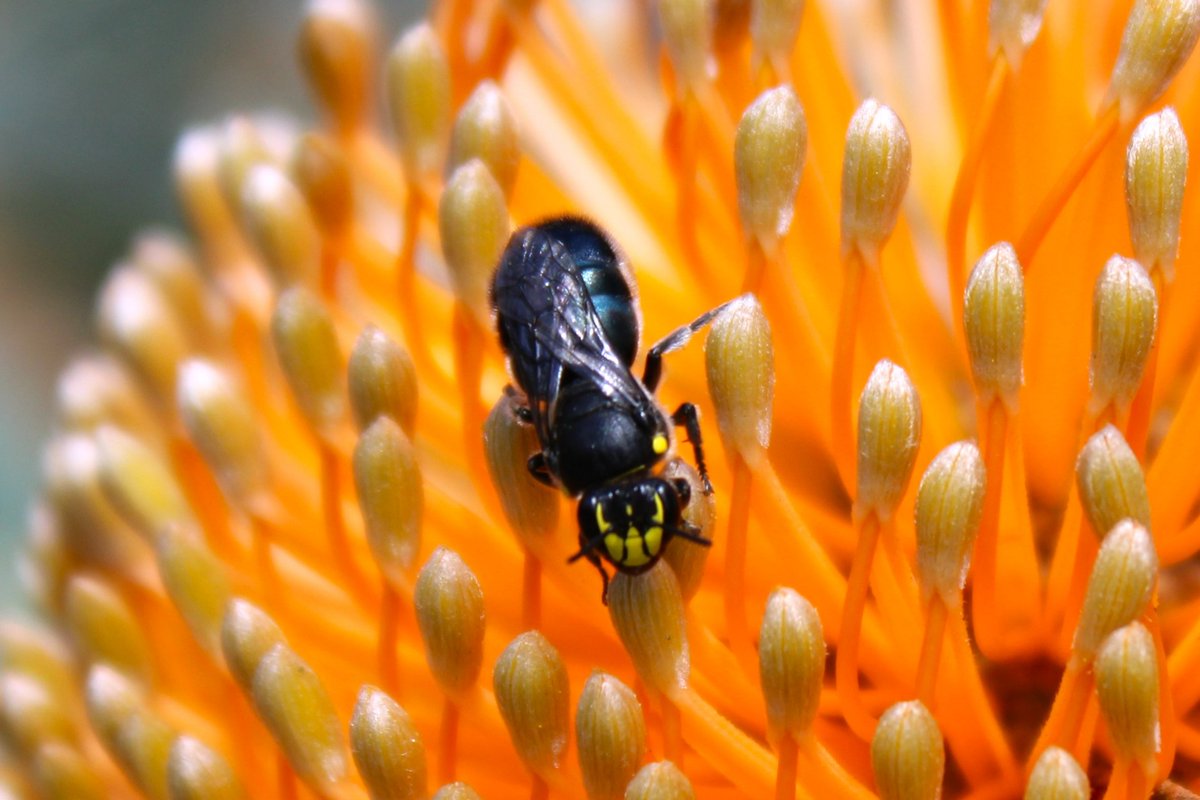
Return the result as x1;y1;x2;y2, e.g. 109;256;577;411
575;477;687;573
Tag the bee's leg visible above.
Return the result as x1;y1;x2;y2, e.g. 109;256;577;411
526;453;555;487
504;385;534;424
568;535;611;604
642;299;737;392
671;521;713;547
671;402;713;495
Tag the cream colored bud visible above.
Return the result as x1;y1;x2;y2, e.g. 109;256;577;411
1073;519;1157;660
449;80;521;198
576;671;646;800
608;562;690;694
298;0;373;135
1095;621;1160;772
705;294;774;465
493;631;571;777
96;267;190;404
432;783;482;800
1108;0;1200;122
1127;108;1188;280
1024;746;1089;800
241;165;320;288
734;88;807;251
251;644;347;793
167;736;245;800
989;0;1049;70
483;394;560;546
292;132;354;238
387;23;451;180
220;598;287;692
660;0;714;89
85;665;174;800
758;588;825;742
660;458;714;602
625;761;696;800
64;574;153;684
56;354;158;439
156;524;231;657
964;243;1025;409
413;547;486;699
177;360;269;506
440;159;510;324
750;0;804;76
349;325;418;435
174;125;235;246
216;115;298;218
1076;424;1150;538
130;229;215;349
914;441;986;603
0;673;74;756
871;700;945;800
841;100;911;261
95;425;189;540
0;624;76;709
1090;256;1157;416
33;742;107;800
20;506;71;617
350;686;428;800
271;286;346;434
855;360;922;521
354;417;423;582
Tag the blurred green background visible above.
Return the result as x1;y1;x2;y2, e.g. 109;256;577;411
0;2;418;610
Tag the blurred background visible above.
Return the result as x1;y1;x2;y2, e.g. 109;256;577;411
0;2;418;610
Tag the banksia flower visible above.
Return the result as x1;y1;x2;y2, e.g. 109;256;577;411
12;0;1200;798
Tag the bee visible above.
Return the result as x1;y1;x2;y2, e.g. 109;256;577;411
491;216;729;600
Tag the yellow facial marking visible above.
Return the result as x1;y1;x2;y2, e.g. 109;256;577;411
604;533;623;562
625;504;633;517
652;433;668;455
596;503;611;533
623;529;649;566
652;493;664;525
644;526;663;557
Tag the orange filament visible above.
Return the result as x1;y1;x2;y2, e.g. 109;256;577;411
1055;522;1100;656
831;248;866;491
835;512;881;740
451;304;495;508
1028;657;1095;775
915;596;948;707
529;774;549;800
662;698;683;765
671;687;776;798
320;244;339;301
521;551;542;631
724;453;755;677
971;399;1008;657
378;580;401;697
319;440;377;610
944;607;1018;780
439;695;460;784
278;753;299;800
796;735;876;800
775;734;799;800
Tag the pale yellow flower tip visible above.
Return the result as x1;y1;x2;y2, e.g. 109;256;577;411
608;562;690;695
625;760;695;800
704;294;774;466
1090;256;1157;416
56;354;158;439
349;325;418;435
353;417;423;583
493;630;571;777
1108;0;1200;122
413;547;486;699
130;230;215;348
33;741;106;800
271;286;346;435
216;117;279;216
576;671;647;800
661;459;715;603
173;126;228;239
387;22;451;180
870;700;945;800
251;643;348;792
95;266;189;404
0;673;74;756
750;0;805;76
292;132;354;239
963;243;1025;411
85;665;174;800
1126;107;1189;280
65;573;153;685
167;735;246;800
241;164;320;289
1073;519;1158;661
840;99;911;262
220;598;286;693
439;158;511;325
483;394;559;546
1023;746;1089;800
298;0;373;135
758;587;825;743
1075;424;1150;539
94;424;190;540
155;523;231;657
0;624;75;708
734;87;807;252
449;80;521;199
1095;621;1161;774
855;359;922;522
350;686;428;800
177;360;269;507
432;782;483;800
659;0;714;90
988;0;1050;70
19;506;71;616
914;441;986;603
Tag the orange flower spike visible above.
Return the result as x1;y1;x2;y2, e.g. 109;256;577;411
1017;0;1200;269
832;99;911;490
962;243;1040;657
349;686;428;800
1024;746;1089;800
870;700;945;800
575;671;647;800
838;359;922;741
1095;622;1161;800
1123;108;1187;454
